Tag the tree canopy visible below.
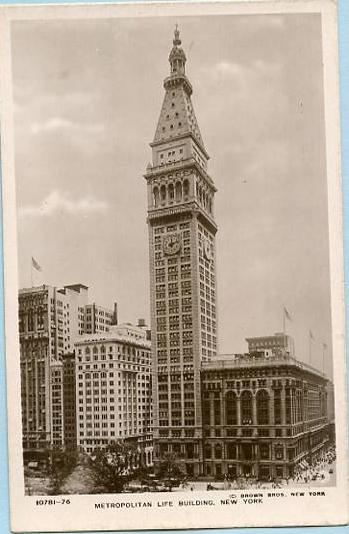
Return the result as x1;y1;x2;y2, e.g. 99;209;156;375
90;441;137;493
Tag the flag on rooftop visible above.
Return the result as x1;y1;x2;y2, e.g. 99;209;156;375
284;307;292;321
31;257;42;272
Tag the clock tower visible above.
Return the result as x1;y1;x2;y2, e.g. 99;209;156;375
145;27;218;476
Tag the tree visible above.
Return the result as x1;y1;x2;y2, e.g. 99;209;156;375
158;452;183;491
89;441;136;493
48;448;78;495
132;464;152;482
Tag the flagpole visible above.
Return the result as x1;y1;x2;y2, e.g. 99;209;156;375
322;345;324;374
309;332;312;365
322;344;326;375
283;307;292;353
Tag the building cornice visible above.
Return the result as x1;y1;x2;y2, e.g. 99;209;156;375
144;156;216;192
147;201;218;234
201;355;327;381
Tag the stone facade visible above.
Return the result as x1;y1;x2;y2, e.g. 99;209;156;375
200;354;330;480
145;28;218;475
19;285;86;451
19;284;117;452
62;352;77;450
74;324;153;466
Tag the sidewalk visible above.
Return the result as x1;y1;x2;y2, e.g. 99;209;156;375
59;464;97;495
172;462;336;492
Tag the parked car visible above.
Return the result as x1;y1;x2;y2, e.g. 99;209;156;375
162;478;181;488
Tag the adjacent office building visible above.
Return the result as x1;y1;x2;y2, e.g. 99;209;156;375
74;323;153;466
62;352;78;450
201;343;330;480
19;284;117;453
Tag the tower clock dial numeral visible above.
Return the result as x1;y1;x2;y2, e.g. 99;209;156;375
163;233;181;255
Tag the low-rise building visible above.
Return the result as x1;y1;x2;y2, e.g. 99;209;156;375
200;349;330;480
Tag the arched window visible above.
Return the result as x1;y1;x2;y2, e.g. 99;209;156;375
175;181;182;202
199;187;203;205
153;186;159;207
214;443;222;459
183;179;189;198
160;185;166;203
241;391;253;425
256;390;270;425
93;346;98;354
274;389;281;424
168;183;174;201
323;393;326;417
204;443;212;459
85;346;90;355
285;388;291;424
259;443;270;460
226;391;237;425
101;345;106;353
226;443;236;459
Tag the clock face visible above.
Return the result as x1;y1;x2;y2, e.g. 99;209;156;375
204;239;212;261
163;233;181;255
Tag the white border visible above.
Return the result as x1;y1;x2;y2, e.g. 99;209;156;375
0;0;347;531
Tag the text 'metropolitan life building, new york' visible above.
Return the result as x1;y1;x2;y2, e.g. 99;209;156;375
145;27;218;476
145;28;333;479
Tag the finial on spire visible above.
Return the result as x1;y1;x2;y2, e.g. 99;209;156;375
173;24;181;46
169;24;186;78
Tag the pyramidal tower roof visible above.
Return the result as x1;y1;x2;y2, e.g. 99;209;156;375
152;26;206;154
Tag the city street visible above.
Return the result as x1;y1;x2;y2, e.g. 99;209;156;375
172;461;336;492
25;457;336;495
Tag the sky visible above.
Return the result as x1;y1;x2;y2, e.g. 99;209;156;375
11;13;333;376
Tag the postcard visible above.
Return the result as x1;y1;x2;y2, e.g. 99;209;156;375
0;0;348;531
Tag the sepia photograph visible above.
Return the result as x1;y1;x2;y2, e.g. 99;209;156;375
1;0;347;531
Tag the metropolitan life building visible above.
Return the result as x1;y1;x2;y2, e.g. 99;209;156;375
145;28;218;476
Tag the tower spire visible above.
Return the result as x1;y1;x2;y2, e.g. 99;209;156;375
169;24;186;77
152;27;207;153
173;23;181;46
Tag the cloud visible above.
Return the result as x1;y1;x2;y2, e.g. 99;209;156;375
29;117;105;136
19;190;108;219
209;59;281;81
